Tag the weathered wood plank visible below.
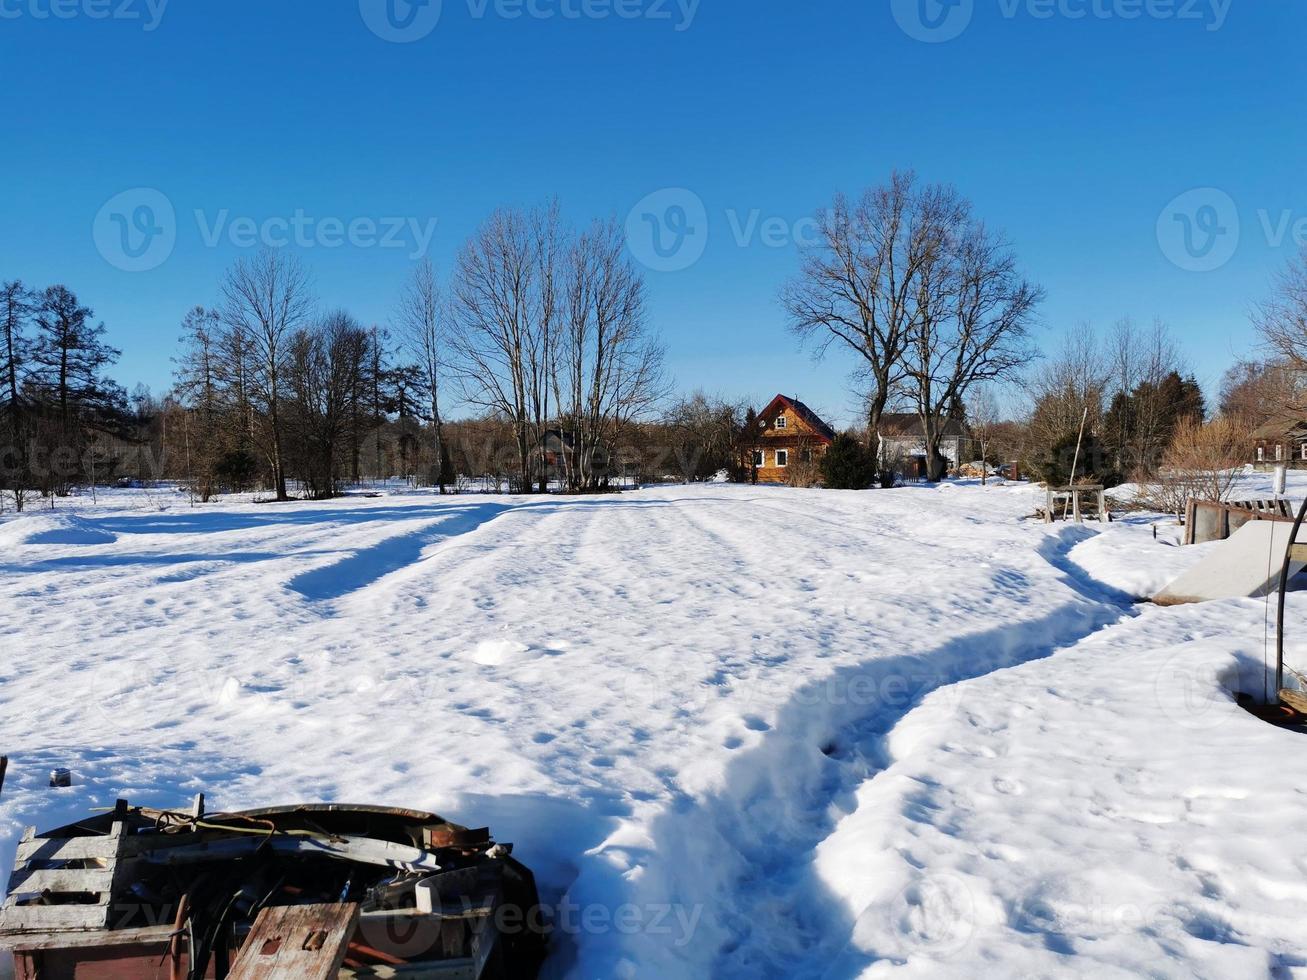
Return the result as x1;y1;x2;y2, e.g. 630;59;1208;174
228;902;359;980
14;835;121;864
6;867;114;895
0;924;176;952
0;903;112;932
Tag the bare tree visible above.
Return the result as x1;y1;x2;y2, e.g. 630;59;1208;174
555;218;666;491
782;172;937;462
1255;247;1307;373
173;307;224;501
903;213;1043;480
450;205;562;492
398;258;449;492
286;312;368;499
221;249;314;501
1027;328;1109;450
1220;359;1304;423
969;382;1000;484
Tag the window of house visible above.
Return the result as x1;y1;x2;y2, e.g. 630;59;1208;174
1301;443;1307;461
752;450;764;468
1277;444;1284;461
775;415;787;429
775;449;789;467
800;449;813;463
1258;446;1266;462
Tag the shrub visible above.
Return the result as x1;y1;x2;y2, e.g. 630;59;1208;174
1027;430;1121;488
1135;416;1250;516
215;449;258;493
821;434;877;490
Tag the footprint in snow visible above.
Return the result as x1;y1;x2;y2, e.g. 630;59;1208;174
469;639;546;667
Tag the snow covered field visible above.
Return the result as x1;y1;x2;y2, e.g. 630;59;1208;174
1;478;1305;978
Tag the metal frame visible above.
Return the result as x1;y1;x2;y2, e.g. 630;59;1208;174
1275;494;1307;698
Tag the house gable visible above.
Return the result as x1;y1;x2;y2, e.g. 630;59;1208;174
754;394;836;446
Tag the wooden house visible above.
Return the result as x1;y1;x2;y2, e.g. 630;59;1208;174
747;395;836;483
1253;418;1307;469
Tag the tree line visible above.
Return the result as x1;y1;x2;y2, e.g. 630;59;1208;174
0;201;670;510
5;180;1307;510
0;281;128;510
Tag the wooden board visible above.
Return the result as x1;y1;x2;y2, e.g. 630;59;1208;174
229;903;359;980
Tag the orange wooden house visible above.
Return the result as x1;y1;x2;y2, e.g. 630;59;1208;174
747;394;836;483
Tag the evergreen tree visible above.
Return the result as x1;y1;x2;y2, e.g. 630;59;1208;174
820;432;878;490
30;285;124;430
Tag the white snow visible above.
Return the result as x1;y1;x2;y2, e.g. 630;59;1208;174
0;476;1305;978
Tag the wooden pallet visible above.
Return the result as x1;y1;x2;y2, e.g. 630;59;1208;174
0;823;130;934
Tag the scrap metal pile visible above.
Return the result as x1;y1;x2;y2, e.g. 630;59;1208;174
0;798;547;979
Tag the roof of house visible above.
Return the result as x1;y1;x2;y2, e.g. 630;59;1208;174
757;394;836;443
1252;417;1307;440
880;413;970;439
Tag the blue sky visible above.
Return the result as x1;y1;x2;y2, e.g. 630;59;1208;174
1;0;1304;427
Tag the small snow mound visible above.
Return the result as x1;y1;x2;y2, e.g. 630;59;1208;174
470;639;541;667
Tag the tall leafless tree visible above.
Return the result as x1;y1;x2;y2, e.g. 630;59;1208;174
450;205;560;492
903;210;1043;480
555;218;666;491
286;312;369;499
783;172;954;463
398;258;449;492
221;249;314;501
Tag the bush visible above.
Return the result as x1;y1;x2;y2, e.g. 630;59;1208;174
215;449;258;493
1134;416;1250;516
1027;430;1121;488
821;434;878;490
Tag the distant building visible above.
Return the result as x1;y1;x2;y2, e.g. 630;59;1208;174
1253;418;1307;469
748;395;836;483
879;413;973;470
536;429;613;485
